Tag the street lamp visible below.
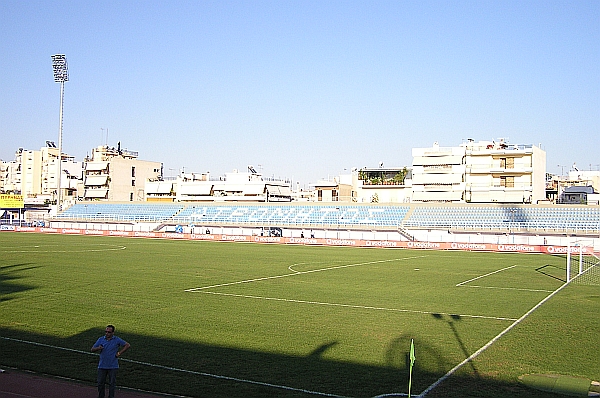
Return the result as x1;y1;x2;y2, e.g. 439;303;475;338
51;54;69;211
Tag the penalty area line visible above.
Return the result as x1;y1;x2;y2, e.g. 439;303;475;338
0;336;349;398
455;265;518;287
456;264;555;293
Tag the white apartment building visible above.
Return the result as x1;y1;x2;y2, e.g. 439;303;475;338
411;142;466;202
0;144;83;203
84;144;161;201
411;139;546;203
145;167;292;202
0;155;21;194
40;144;83;202
465;140;546;203
20;148;43;197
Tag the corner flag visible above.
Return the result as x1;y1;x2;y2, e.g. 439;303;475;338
408;339;416;397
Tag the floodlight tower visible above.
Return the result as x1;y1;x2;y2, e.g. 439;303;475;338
51;54;69;211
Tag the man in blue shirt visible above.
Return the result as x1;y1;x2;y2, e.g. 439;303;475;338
91;325;131;398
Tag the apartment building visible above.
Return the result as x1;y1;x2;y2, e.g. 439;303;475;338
84;144;161;201
0;152;22;194
411;143;466;202
464;140;546;203
0;144;82;203
145;167;292;202
411;139;546;203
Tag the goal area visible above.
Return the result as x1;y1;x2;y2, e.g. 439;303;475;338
567;241;600;286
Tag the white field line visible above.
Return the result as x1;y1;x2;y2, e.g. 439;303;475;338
193;291;517;322
2;245;127;253
185;256;427;292
0;336;350;398
289;262;317;273
455;265;518;287
187;255;518;321
416;280;573;398
460;285;554;293
455;264;554;292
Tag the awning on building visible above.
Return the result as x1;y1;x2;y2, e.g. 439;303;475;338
84;189;108;198
413;155;463;166
266;185;291;196
84;175;108;186
221;185;247;193
243;185;266;195
85;162;109;171
412;190;463;201
145;181;173;194
179;183;213;196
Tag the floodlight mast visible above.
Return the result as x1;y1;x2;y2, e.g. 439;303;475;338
51;54;68;211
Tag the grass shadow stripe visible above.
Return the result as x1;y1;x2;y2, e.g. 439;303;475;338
0;336;350;398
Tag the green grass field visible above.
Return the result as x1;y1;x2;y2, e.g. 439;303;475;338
1;232;599;397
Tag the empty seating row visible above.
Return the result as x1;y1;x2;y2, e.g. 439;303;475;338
55;203;184;222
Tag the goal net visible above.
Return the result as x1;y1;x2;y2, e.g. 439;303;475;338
567;242;600;286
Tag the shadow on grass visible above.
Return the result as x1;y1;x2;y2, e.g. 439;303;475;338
536;264;566;283
0;263;38;302
0;327;560;398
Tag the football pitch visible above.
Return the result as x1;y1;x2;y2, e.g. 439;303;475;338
1;232;599;397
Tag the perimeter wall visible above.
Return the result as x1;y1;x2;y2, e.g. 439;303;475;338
2;225;598;256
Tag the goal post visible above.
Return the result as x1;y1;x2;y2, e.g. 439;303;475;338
567;241;600;286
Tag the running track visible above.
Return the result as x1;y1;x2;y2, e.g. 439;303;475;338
0;368;168;398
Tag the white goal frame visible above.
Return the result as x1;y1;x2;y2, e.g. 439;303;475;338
566;241;599;283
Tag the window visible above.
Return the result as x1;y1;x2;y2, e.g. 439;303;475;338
500;176;514;188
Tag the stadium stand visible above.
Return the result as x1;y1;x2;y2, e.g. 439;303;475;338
52;203;600;234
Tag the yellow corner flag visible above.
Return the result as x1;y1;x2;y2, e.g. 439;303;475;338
408;339;416;397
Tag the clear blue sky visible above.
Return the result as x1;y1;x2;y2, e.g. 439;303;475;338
1;0;598;186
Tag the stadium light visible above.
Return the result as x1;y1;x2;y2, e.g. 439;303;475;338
51;54;68;211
